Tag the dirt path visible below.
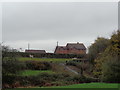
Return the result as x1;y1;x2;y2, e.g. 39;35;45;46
59;63;79;75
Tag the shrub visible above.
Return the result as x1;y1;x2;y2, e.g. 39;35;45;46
14;75;45;87
65;75;98;83
101;56;120;83
2;58;26;88
25;61;52;70
93;30;120;80
66;61;77;66
2;57;26;76
14;72;71;87
2;75;16;86
5;52;86;58
88;37;110;64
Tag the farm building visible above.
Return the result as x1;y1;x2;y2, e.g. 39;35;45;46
25;49;46;54
54;42;86;54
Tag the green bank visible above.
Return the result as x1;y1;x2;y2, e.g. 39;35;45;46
4;83;119;90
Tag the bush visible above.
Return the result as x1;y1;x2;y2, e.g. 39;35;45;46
13;72;71;87
2;75;16;86
88;37;110;64
4;52;86;58
25;61;52;70
2;57;26;88
65;75;98;83
66;61;77;66
14;75;45;87
93;31;120;80
101;56;120;83
2;57;26;76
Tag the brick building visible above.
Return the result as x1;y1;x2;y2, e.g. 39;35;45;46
54;42;86;54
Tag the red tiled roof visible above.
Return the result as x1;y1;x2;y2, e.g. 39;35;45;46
54;42;86;54
25;50;46;53
66;43;86;50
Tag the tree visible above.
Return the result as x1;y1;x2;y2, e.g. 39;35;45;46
2;45;26;87
88;37;109;64
101;56;120;83
93;30;120;81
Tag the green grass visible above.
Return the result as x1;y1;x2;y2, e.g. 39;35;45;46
43;83;119;88
18;57;72;62
5;83;119;90
20;70;54;76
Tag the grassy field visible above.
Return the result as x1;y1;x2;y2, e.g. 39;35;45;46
44;83;119;88
5;83;119;90
19;70;54;76
18;57;72;62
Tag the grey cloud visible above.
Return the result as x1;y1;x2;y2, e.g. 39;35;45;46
2;2;118;52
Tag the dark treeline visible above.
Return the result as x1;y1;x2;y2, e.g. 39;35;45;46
4;52;87;59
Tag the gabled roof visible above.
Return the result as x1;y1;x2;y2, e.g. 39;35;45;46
57;46;67;49
25;50;46;53
66;43;86;50
54;46;67;53
54;42;86;54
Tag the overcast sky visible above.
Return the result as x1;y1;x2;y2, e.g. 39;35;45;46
2;2;118;52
